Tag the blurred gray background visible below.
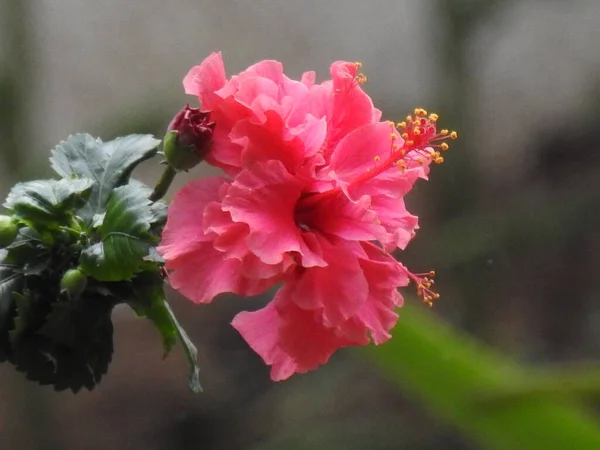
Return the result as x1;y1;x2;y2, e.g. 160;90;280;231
1;1;600;449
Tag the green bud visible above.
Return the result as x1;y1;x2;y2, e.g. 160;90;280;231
60;268;88;299
0;215;18;248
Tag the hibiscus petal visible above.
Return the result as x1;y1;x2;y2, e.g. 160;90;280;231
236;77;280;111
323;61;380;155
158;177;228;260
222;160;325;266
231;302;298;381
327;122;396;181
166;242;273;303
245;60;285;85
231;113;306;173
232;288;359;381
289;114;327;158
183;52;227;109
304;193;384;242
351;243;409;344
300;71;316;87
369;195;419;251
287;239;368;326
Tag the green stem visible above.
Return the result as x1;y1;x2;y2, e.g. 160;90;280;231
365;303;600;450
149;165;177;202
478;364;600;404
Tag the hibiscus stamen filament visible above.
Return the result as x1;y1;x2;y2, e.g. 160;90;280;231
346;111;452;187
353;61;368;85
297;110;456;211
407;270;440;307
361;242;441;307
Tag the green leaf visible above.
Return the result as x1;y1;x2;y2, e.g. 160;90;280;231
79;184;156;281
129;272;177;356
12;294;116;392
149;199;168;225
8;290;39;346
49;133;104;181
10;226;42;245
128;179;168;233
3;227;51;274
164;301;202;393
144;247;165;264
0;263;23;331
4;178;94;227
50;133;161;221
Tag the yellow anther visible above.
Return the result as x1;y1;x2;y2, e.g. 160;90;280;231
435;157;444;164
440;129;449;135
397;121;406;128
406;115;412;122
374;155;380;162
401;133;408;139
417;158;424;164
429;270;436;276
414;128;421;136
390;133;397;140
440;142;449;151
406;140;414;146
354;61;363;68
450;131;458;139
429;113;439;121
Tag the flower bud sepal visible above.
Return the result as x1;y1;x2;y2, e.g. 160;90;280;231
163;105;215;171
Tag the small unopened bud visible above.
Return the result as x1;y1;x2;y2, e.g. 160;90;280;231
0;215;18;248
163;104;215;171
60;268;88;299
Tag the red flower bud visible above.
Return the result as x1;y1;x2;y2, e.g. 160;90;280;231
163;104;215;171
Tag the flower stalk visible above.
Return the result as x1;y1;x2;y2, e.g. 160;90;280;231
149;164;177;202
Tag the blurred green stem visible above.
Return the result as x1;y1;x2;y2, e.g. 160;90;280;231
366;303;600;450
479;364;600;403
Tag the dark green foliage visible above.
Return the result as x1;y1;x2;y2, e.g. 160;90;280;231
0;133;200;392
79;184;160;281
0;215;18;247
4;178;94;228
50;133;161;223
128;271;202;393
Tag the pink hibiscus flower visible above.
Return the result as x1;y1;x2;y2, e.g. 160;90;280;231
181;52;380;176
158;53;456;380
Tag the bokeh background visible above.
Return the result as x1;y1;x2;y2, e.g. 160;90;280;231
1;1;600;448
